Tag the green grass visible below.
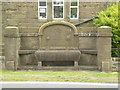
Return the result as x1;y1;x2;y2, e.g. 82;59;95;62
0;70;118;83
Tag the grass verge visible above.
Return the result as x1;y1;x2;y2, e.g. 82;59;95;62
0;70;118;83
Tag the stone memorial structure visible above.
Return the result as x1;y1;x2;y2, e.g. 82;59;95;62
0;0;114;72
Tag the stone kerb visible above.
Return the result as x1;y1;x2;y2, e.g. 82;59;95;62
97;26;112;72
4;26;20;71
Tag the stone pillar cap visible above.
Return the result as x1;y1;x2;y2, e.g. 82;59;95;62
6;26;18;29
99;26;111;28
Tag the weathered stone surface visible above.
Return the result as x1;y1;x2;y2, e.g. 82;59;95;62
5;26;19;34
79;54;97;65
97;26;112;72
20;36;39;50
19;50;36;54
0;61;2;70
19;27;39;33
20;54;37;66
6;61;15;71
102;61;112;72
74;61;79;67
0;2;2;45
81;50;97;55
97;26;112;37
112;57;120;72
1;2;114;72
38;62;42;67
0;56;5;70
35;50;81;61
79;37;97;49
3;25;112;71
4;27;20;70
2;2;114;27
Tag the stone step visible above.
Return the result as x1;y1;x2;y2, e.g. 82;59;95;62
18;65;99;71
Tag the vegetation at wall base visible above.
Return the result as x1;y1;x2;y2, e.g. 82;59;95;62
94;3;120;57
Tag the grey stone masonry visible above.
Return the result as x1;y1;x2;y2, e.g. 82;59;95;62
4;26;20;70
3;25;113;72
0;2;5;70
97;26;112;72
112;57;120;72
0;1;115;71
0;56;5;70
2;2;113;28
0;1;2;45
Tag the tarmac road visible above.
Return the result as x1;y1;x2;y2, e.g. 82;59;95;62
0;82;118;88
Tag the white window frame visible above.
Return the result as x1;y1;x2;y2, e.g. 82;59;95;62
70;0;79;19
52;0;64;19
38;0;47;19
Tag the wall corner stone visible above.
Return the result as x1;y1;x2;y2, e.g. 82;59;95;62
4;26;20;71
97;26;112;72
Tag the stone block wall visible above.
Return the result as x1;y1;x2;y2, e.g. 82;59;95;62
0;1;5;70
4;24;112;72
0;1;2;45
112;57;120;72
1;1;114;71
2;2;113;28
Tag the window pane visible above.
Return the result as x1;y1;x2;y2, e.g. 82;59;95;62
71;0;77;6
40;13;46;18
40;2;46;6
40;8;46;13
71;8;77;18
54;6;63;18
39;0;46;6
40;8;46;18
54;0;63;5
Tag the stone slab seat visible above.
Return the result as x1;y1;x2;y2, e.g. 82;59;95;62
35;50;81;67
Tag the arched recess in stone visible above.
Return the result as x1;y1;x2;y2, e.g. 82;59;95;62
38;21;79;50
38;21;78;35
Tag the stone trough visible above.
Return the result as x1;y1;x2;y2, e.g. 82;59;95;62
35;50;81;67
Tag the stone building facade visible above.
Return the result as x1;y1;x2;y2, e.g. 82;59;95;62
0;0;115;72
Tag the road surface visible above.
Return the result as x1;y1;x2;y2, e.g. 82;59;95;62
0;82;118;88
